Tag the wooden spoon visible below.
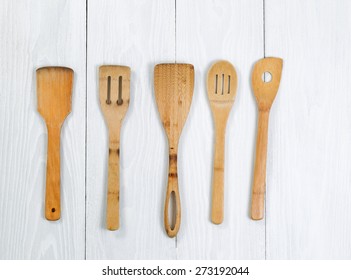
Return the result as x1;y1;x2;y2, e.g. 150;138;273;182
207;61;237;224
154;63;194;237
251;57;283;220
99;65;131;230
37;66;73;221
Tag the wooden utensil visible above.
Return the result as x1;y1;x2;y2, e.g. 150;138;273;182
99;65;131;230
207;61;237;224
37;66;73;221
251;57;283;220
154;63;194;237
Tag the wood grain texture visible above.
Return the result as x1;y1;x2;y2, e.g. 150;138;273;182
251;58;282;220
0;0;85;259
207;61;237;224
154;63;195;237
176;0;265;259
86;0;176;259
37;67;74;221
265;0;351;259
99;66;131;231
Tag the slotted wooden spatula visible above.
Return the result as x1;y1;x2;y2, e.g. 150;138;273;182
251;57;283;220
37;66;73;221
154;63;194;237
99;65;131;230
207;61;237;224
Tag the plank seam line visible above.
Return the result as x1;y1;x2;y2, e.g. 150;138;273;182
175;0;178;256
175;0;177;63
84;0;88;261
263;0;267;261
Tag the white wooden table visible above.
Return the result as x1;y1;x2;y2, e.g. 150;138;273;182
1;0;351;259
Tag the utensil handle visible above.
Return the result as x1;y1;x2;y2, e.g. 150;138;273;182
211;121;227;224
106;137;120;230
45;125;61;221
251;110;270;220
164;150;181;237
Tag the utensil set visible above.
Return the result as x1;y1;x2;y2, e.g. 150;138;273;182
37;57;282;237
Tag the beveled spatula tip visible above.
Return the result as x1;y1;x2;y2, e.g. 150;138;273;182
99;65;131;72
252;57;283;111
36;66;73;73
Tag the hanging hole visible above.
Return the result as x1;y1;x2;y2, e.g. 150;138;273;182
168;191;177;230
221;74;224;94
117;76;123;105
228;75;231;94
106;76;111;104
51;208;56;213
215;75;218;94
262;72;272;83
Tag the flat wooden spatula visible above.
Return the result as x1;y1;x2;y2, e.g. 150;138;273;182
37;66;73;221
99;65;131;230
251;57;283;220
154;63;194;237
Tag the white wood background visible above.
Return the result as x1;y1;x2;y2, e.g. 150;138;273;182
1;0;351;259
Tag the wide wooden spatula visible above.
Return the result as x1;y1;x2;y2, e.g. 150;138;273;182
37;67;73;221
251;57;283;220
207;60;237;224
154;63;194;237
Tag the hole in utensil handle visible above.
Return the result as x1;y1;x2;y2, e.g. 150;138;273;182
167;190;177;231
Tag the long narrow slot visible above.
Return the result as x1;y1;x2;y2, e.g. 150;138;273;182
215;74;218;94
117;76;123;105
228;75;231;94
106;76;111;104
221;74;224;95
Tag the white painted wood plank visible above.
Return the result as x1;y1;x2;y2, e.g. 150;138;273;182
176;0;265;259
86;0;176;259
266;0;351;259
0;0;86;259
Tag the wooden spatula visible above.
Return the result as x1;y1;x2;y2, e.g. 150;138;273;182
154;63;194;237
251;57;283;220
99;65;131;230
207;61;237;224
37;66;73;221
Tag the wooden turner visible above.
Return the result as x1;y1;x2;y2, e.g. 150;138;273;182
154;63;194;237
207;61;237;224
251;57;283;220
37;66;73;221
99;65;131;230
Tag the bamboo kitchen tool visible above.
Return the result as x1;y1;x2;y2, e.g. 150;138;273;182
99;65;131;230
37;66;73;221
154;63;194;237
251;57;283;220
207;61;237;224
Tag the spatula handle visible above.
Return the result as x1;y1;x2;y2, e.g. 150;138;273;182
211;121;227;224
164;149;181;237
106;137;120;230
251;110;270;220
45;125;61;221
